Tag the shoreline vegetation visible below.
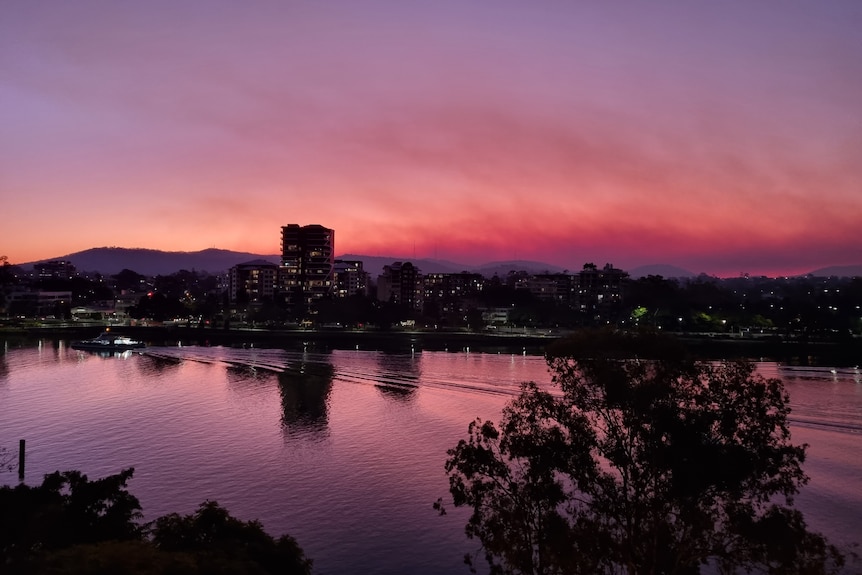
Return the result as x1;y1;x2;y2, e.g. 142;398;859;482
2;324;860;365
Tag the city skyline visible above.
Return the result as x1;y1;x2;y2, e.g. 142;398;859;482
2;1;861;277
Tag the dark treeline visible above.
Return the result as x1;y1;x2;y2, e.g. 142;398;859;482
0;467;312;574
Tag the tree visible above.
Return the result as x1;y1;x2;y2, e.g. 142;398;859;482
0;468;143;569
1;470;312;575
129;292;188;322
438;329;844;575
112;268;147;292
0;255;18;313
151;500;312;575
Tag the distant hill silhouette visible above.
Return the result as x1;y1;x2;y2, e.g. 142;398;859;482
804;264;862;278
22;248;568;278
627;264;697;279
473;260;567;277
25;248;280;276
21;247;858;279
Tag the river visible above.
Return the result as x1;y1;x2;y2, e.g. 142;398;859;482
1;338;860;574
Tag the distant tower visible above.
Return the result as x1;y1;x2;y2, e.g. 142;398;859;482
279;224;335;317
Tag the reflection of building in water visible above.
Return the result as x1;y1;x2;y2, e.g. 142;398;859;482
137;353;183;375
225;364;277;388
374;352;421;400
277;357;334;433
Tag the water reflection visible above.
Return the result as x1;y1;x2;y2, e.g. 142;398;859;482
0;342;8;382
73;349;138;360
137;353;183;375
277;353;334;437
225;363;278;391
374;352;420;401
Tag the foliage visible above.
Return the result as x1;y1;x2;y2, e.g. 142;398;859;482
439;329;844;575
0;468;143;569
23;540;198;575
129;291;189;322
0;469;311;575
0;256;16;311
112;268;147;292
151;501;312;575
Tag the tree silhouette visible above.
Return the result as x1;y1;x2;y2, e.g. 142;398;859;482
1;469;312;574
151;501;312;575
438;329;844;574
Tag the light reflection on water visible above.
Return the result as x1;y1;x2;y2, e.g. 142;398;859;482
1;342;860;574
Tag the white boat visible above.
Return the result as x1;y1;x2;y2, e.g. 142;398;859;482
71;331;146;351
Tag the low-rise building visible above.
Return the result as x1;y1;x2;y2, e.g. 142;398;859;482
334;259;370;298
229;259;279;304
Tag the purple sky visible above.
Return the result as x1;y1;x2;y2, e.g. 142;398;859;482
2;1;861;276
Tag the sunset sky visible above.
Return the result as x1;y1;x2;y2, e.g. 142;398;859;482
2;1;860;277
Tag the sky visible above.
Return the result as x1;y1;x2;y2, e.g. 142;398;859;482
1;1;861;277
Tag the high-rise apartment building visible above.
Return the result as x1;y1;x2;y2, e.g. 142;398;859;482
280;224;335;315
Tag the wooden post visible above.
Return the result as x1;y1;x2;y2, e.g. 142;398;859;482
18;439;25;482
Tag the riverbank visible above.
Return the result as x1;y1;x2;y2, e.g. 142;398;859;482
1;324;556;354
2;324;860;365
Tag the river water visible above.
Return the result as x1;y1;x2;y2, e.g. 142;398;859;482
1;338;860;574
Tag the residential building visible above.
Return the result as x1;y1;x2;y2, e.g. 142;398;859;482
423;271;484;321
423;272;484;301
6;289;72;318
576;263;628;313
34;260;76;280
334;259;369;298
229;259;279;304
279;224;335;314
377;261;423;312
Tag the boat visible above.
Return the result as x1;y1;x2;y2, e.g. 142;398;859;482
71;331;146;351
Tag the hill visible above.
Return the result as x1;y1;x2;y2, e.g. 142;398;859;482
474;260;567;277
805;264;862;278
26;247;855;279
627;264;697;279
22;248;568;278
25;248;281;276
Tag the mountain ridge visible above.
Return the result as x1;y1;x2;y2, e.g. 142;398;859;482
16;247;861;279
